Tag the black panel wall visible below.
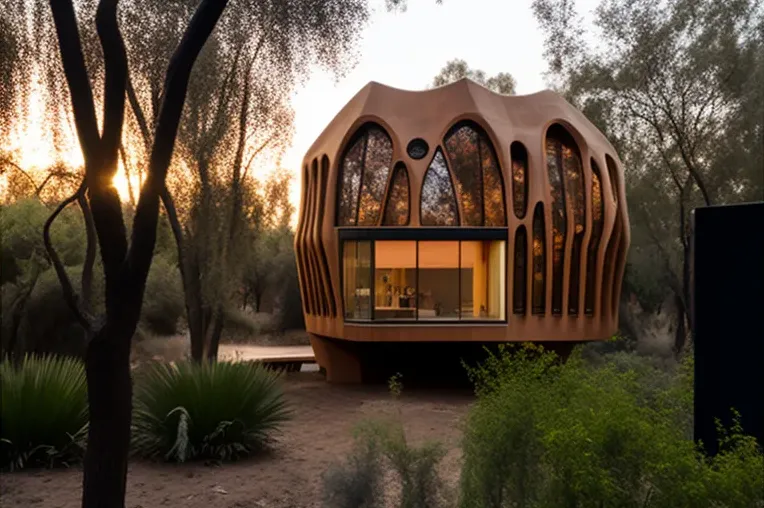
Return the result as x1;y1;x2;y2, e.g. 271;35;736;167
692;202;764;456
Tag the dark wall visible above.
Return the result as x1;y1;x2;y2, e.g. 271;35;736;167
692;202;764;455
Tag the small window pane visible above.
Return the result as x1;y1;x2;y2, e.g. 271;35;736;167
418;241;460;319
510;142;528;219
532;203;546;315
461;241;505;320
337;136;364;225
358;128;393;225
343;240;372;319
421;149;459;226
481;141;506;226
374;241;417;320
382;164;410;226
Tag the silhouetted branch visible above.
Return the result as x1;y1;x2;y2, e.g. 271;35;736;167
42;181;93;331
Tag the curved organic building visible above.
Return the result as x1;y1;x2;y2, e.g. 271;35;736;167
295;79;629;382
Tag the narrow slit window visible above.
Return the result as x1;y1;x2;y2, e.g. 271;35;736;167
545;125;568;315
510;142;528;219
513;225;528;315
585;159;604;315
532;203;546;315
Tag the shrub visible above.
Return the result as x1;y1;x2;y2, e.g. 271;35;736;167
132;360;291;463
459;344;764;508
0;355;88;471
322;425;385;508
141;255;184;335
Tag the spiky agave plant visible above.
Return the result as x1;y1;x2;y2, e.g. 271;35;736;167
0;355;88;471
132;360;291;462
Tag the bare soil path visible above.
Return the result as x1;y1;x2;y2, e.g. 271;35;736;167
1;372;473;508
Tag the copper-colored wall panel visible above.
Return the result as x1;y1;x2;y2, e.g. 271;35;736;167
297;79;629;344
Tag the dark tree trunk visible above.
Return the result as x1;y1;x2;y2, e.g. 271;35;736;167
81;325;133;508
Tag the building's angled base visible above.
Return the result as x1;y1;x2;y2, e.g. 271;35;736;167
309;333;579;385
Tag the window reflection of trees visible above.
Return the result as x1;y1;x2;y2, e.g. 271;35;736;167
546;124;584;315
444;123;506;226
420;149;459;226
585;159;604;315
382;164;410;226
532;203;546;315
510;142;528;219
337;125;393;226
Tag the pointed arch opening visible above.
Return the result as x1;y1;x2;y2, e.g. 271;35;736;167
510;141;529;219
382;163;410;226
420;148;459;226
336;123;393;226
444;121;506;226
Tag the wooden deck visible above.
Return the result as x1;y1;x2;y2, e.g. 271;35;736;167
217;345;316;372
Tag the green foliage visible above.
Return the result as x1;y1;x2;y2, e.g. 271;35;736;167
0;199;85;284
0;355;88;471
132;360;291;463
140;255;184;335
431;59;516;95
459;344;764;508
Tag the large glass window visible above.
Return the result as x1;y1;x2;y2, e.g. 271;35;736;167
343;240;372;319
343;239;506;322
418;241;460;320
460;241;506;320
374;241;417;320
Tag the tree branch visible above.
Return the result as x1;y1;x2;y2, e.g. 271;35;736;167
127;0;230;289
48;0;101;163
43;182;93;331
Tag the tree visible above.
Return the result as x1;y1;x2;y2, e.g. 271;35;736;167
533;0;764;353
42;0;228;505
432;59;517;94
119;0;369;361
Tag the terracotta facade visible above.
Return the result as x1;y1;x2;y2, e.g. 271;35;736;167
295;79;630;382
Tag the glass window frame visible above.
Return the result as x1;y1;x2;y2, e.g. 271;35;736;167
339;228;508;324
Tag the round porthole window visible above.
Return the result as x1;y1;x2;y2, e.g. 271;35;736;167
406;138;429;160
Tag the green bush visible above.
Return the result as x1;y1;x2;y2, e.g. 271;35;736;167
132;360;291;463
141;255;184;335
459;344;764;508
0;355;88;471
0;199;85;285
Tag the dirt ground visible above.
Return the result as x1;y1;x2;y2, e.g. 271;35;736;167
0;371;474;508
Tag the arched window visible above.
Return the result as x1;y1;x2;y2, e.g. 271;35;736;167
510;142;528;219
336;124;393;226
545;124;584;315
420;149;459;226
585;158;605;315
382;163;410;226
444;122;506;226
